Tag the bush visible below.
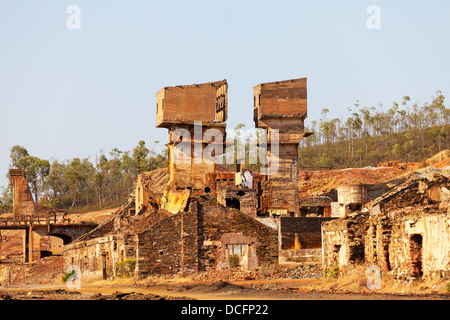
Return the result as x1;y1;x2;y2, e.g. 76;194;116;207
324;266;339;280
116;259;136;277
229;255;240;268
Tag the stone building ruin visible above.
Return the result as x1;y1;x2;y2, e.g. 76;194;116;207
61;77;342;279
3;76;449;286
322;169;450;281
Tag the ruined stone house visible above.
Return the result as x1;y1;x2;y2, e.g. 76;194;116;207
63;170;279;279
322;168;450;281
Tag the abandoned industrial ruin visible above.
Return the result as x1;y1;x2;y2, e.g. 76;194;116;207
1;77;450;288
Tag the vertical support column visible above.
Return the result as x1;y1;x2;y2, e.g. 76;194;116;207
23;228;28;263
28;226;33;262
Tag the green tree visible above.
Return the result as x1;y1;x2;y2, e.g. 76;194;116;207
133;140;150;174
65;158;95;209
8;145;51;202
9;145;29;169
299;91;449;170
0;186;13;214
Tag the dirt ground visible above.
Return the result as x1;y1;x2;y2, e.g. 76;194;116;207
1;278;449;300
0;257;449;300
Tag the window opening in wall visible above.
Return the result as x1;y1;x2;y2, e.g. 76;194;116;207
384;249;391;271
40;250;52;258
227;244;244;256
227;244;244;268
226;198;240;210
332;245;341;265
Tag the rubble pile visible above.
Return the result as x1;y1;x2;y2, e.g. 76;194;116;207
271;264;323;280
0;255;64;285
193;264;324;282
194;268;263;282
90;291;194;300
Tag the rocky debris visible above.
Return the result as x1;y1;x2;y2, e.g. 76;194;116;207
271;264;323;280
0;255;64;286
298;167;405;198
194;268;262;282
0;289;84;300
0;292;13;300
378;161;402;168
90;291;194;300
181;281;246;294
192;265;324;282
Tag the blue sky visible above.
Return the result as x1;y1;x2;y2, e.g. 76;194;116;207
1;0;450;188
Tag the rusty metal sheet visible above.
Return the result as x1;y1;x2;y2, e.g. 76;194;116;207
162;189;190;214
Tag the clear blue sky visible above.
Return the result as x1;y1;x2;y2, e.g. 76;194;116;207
1;0;450;188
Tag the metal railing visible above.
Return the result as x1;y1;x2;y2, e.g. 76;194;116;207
0;213;57;226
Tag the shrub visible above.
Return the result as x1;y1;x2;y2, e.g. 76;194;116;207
229;255;240;268
116;259;136;277
324;266;339;280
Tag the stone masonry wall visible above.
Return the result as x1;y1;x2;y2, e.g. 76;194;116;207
63;232;137;281
197;197;278;272
136;196;279;277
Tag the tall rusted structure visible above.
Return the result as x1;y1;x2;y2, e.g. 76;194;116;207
8;169;65;217
254;78;312;216
9;169;36;215
156;79;228;193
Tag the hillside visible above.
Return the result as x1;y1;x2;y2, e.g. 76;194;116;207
298;124;450;170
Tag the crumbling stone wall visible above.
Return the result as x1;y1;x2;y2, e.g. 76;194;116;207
322;214;368;271
63;232;137;281
135;213;183;276
197;197;278;271
216;186;258;217
136;196;278;278
323;170;450;281
387;211;450;280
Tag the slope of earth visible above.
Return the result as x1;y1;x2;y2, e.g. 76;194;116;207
298;167;406;199
65;207;119;224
